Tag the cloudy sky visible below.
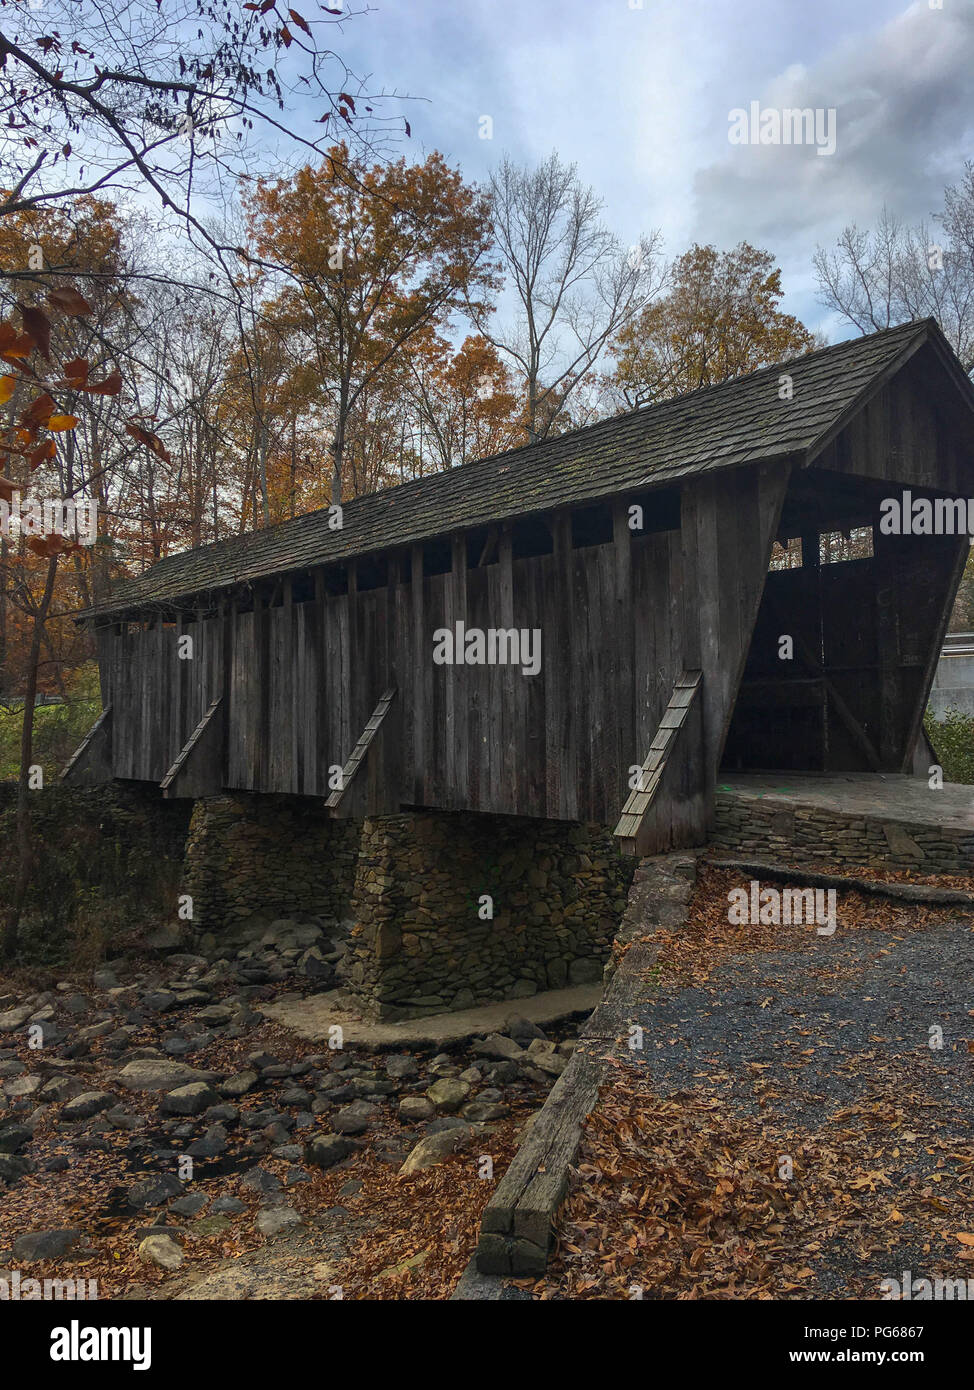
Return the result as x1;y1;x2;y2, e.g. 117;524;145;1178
326;0;974;338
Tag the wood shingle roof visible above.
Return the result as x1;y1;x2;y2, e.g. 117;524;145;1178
90;318;955;616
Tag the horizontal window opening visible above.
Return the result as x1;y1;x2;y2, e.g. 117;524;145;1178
356;554;388;591
571;503;613;549
466;526;498;568
770;536;802;571
820;526;874;563
319;566;348;597
628;487;681;537
422;537;452;576
512;515;553;559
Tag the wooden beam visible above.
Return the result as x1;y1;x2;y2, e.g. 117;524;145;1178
326;684;398;817
477;525;498;567
613;670;701;853
761;583;882;772
60;704;113;786
160;697;224;798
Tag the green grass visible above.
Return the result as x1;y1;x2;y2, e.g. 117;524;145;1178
0;663;101;784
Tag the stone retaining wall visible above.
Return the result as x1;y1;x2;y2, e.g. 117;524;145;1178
338;811;635;1021
0;782;190;964
714;791;974;873
182;795;362;935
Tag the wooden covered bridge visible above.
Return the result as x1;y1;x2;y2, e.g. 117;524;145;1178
72;318;974;860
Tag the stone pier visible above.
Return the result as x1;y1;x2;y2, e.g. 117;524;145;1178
337;812;634;1021
182;794;362;938
181;799;634;1020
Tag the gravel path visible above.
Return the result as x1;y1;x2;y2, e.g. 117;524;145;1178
549;877;974;1300
627;922;974;1128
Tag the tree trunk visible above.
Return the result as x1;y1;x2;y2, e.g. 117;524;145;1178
257;422;271;527
331;418;345;506
1;554;59;960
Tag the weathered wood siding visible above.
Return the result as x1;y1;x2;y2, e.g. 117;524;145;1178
93;340;974;842
97;462;788;846
103;617;224;783
812;342;974;491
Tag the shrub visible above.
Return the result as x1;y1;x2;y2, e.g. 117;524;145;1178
0;663;101;784
925;708;974;785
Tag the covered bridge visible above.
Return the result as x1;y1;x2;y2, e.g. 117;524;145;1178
72;317;973;861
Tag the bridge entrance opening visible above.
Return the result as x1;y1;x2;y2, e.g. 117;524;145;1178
721;468;963;775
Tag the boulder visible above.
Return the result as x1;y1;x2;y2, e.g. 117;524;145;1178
398;1096;435;1123
186;1124;227;1159
12;1229;81;1262
127;1174;184;1209
425;1078;471;1113
3;1074;42;1098
116;1060;218;1093
0;1153;31;1183
0;1004;32;1033
471;1033;525;1062
0;1122;32;1154
256;1206;304;1237
305;1134;354;1170
210;1196;245;1215
384;1054;420;1080
399;1126;473;1176
61;1091;117;1122
332;1101;378;1136
160;1083;219;1116
220;1070;258;1098
138;1234;183;1270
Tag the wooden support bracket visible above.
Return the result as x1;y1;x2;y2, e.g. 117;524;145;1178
325;684;398;817
60;704;113;786
613;670;702;852
160;697;224;799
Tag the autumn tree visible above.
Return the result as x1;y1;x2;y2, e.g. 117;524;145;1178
247;144;497;503
0;284;167;958
405;333;523;471
0;198;134;674
471;153;662;442
218;301;334;528
612;242;817;407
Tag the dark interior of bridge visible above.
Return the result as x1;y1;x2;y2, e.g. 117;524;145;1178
721;468;963;775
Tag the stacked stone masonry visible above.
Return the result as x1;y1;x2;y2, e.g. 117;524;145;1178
338;811;635;1021
182;795;361;935
714;792;974;874
181;799;634;1021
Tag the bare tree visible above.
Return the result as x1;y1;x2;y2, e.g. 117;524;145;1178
814;167;974;373
0;0;397;246
470;153;663;441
